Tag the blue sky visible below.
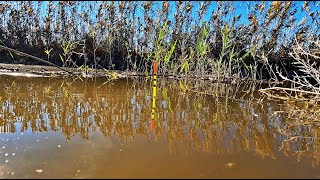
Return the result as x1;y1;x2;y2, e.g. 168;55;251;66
2;1;319;40
34;1;318;25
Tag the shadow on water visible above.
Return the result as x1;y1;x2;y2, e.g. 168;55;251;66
0;75;320;178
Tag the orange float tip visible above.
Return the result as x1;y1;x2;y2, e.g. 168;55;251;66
153;61;157;75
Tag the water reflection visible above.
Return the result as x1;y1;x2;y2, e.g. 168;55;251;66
0;75;319;169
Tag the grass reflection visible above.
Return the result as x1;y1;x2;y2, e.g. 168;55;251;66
0;75;319;166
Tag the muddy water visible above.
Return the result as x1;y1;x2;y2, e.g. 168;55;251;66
0;75;319;178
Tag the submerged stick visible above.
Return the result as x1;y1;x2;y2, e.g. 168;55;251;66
0;45;74;75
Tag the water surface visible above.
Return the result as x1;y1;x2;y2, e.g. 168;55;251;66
0;75;319;178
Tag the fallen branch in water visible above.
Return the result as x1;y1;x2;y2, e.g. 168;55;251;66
0;45;74;75
259;86;320;101
259;87;320;95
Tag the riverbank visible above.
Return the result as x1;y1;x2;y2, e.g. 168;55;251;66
0;63;133;78
0;62;274;87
